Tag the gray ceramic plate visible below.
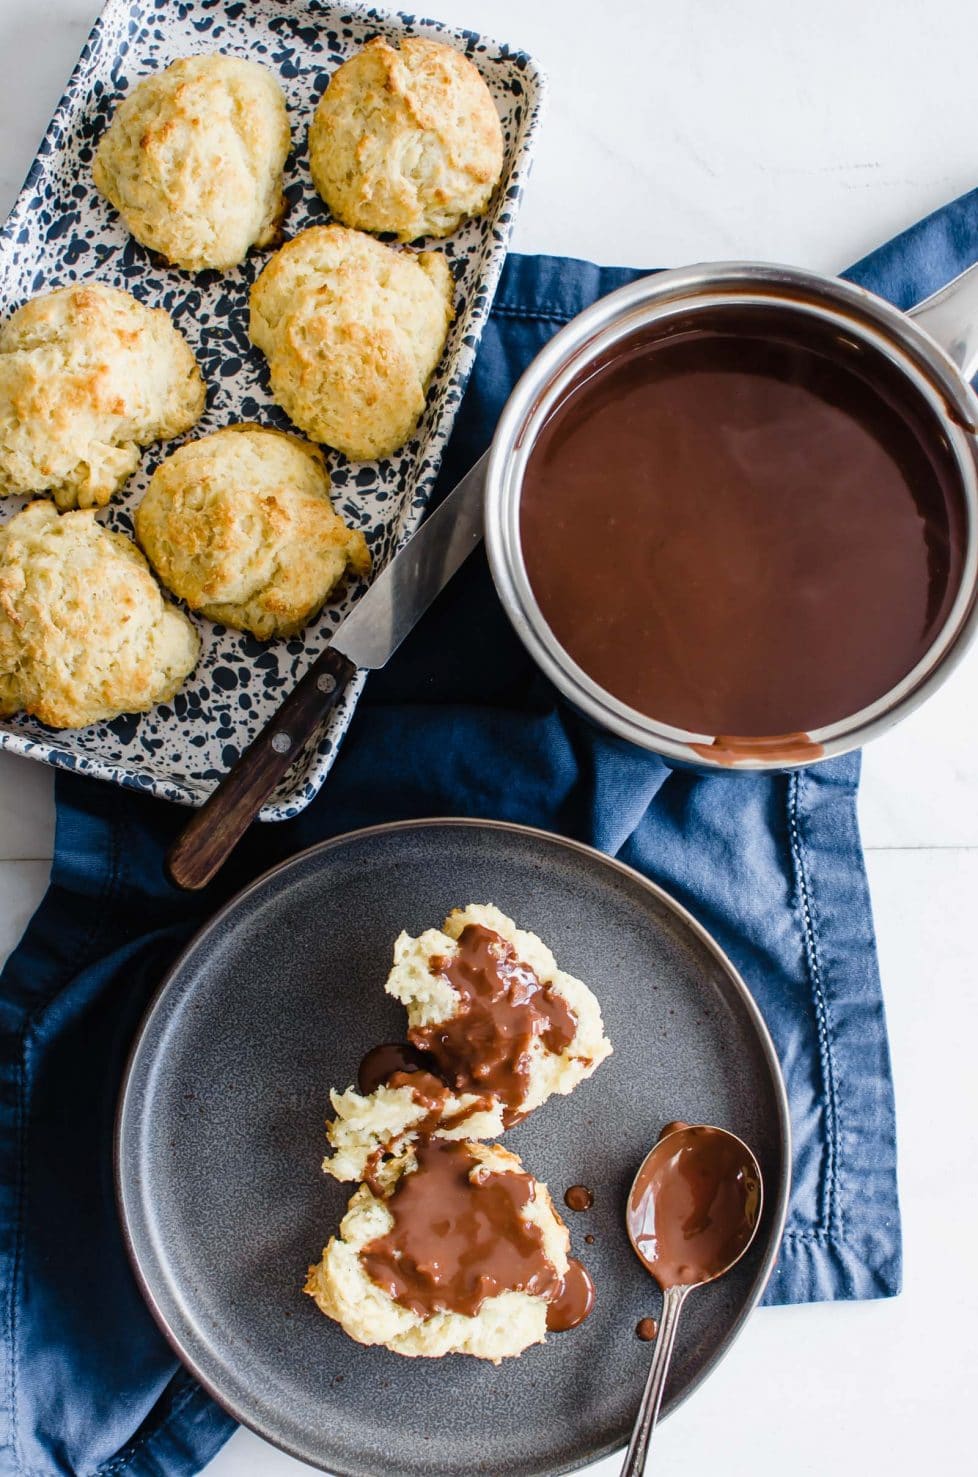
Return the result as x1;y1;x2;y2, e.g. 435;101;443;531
117;820;790;1477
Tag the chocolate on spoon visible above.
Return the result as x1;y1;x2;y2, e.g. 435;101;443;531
620;1124;763;1476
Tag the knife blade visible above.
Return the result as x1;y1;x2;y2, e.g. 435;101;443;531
331;449;487;669
166;451;489;890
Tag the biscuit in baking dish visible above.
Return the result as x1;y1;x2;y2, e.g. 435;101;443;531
135;424;370;639
0;282;204;511
249;225;453;461
0;501;200;729
308;36;504;241
304;1139;570;1363
93;55;291;273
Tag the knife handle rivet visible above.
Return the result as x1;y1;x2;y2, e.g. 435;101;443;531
317;673;337;695
271;733;292;754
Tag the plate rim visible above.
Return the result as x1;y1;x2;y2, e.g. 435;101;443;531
116;817;792;1476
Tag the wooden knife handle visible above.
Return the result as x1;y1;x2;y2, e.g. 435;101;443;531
166;646;357;892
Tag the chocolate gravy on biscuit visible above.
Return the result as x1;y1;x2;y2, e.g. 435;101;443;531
410;923;577;1126
357;1042;440;1095
361;1138;592;1329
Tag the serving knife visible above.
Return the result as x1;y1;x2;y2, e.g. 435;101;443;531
165;452;488;891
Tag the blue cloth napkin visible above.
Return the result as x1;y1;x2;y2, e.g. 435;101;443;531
4;186;978;1476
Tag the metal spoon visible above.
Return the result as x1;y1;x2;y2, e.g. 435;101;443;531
621;1123;764;1476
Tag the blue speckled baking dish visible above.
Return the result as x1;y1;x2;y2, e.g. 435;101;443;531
0;0;546;818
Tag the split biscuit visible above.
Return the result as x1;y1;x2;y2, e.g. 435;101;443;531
386;903;613;1121
323;1077;505;1185
305;1140;569;1363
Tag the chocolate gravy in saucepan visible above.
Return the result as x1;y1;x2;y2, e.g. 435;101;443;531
627;1125;761;1288
520;306;966;745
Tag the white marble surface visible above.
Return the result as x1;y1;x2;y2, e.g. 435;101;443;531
1;1;977;1472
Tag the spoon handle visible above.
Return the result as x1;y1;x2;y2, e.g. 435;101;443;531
620;1284;691;1476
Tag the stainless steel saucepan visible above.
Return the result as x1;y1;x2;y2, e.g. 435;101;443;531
484;260;978;770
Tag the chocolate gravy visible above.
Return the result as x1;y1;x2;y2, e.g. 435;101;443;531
397;1071;490;1132
520;307;966;740
627;1125;761;1288
357;1042;440;1095
361;1070;491;1197
352;924;595;1336
360;1137;568;1320
547;1258;596;1331
564;1184;594;1212
410;923;578;1126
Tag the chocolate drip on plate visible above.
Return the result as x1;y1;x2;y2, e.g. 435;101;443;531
564;1184;594;1212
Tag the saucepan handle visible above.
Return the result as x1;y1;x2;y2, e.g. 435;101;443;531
908;261;978;383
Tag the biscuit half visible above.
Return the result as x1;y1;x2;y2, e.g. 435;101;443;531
386;903;613;1122
305;1140;570;1363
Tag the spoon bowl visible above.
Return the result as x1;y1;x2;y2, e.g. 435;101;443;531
627;1123;764;1287
620;1123;764;1475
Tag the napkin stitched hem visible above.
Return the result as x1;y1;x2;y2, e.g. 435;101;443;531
787;769;840;1239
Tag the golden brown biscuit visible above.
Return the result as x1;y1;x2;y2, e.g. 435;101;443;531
0;282;204;510
309;36;503;240
249;225;453;460
0;501;200;728
135;424;370;639
93;55;291;273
